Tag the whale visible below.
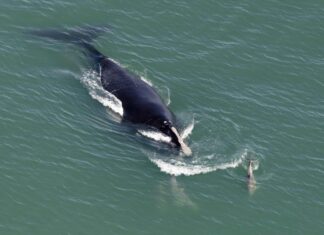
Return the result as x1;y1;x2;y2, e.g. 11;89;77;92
83;42;192;155
30;26;192;156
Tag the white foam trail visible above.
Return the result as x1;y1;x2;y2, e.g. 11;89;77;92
140;76;153;87
80;71;124;116
138;130;171;143
150;156;244;176
109;58;122;66
181;119;195;140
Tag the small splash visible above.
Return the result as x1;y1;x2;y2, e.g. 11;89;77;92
165;87;171;106
181;118;195;140
249;160;259;171
241;149;260;171
158;86;171;106
80;70;124;116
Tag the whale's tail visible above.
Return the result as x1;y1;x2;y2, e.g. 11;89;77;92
28;25;110;65
28;25;109;44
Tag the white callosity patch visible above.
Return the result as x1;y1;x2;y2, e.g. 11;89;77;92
138;130;171;143
138;118;195;144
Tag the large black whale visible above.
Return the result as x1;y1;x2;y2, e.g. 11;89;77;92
31;26;192;156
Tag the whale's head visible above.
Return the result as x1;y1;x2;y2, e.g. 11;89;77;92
160;120;192;156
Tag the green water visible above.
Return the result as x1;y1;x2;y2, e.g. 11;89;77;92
1;0;324;234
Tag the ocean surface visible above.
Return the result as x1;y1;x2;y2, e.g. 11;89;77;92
1;0;324;234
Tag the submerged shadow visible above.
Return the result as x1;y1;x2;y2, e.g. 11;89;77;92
156;176;197;209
